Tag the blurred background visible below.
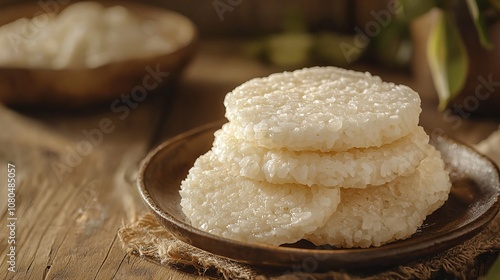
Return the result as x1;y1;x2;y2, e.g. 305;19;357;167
1;0;499;117
0;0;383;37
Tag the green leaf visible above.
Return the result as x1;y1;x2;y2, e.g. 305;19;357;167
466;0;494;49
427;10;469;110
485;256;500;280
398;0;436;22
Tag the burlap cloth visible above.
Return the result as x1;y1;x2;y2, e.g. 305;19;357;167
118;128;500;279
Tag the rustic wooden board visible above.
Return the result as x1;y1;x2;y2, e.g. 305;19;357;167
0;40;498;280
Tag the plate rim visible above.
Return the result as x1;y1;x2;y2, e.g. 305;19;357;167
137;120;500;269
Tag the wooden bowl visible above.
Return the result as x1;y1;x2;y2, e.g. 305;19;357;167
137;121;500;271
0;1;197;107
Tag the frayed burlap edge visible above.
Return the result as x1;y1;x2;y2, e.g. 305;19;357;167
118;212;499;280
117;213;261;280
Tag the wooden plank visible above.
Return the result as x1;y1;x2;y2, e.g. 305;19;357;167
0;92;172;279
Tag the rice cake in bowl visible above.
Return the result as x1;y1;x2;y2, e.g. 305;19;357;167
224;66;421;152
179;151;341;246
0;1;197;106
212;123;429;188
306;147;451;248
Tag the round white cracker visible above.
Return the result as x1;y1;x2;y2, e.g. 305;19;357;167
213;123;429;188
305;146;451;248
224;66;421;152
180;151;342;246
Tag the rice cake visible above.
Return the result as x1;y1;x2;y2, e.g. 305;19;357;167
213;123;429;188
224;66;422;152
180;151;342;246
305;146;451;248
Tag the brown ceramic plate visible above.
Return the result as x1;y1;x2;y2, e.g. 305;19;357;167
0;1;197;107
138;121;500;271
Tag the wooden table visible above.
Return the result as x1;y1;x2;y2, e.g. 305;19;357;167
1;40;498;279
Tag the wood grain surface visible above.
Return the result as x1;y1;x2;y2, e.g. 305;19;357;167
0;40;498;280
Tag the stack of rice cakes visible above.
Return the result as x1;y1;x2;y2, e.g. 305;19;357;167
180;67;451;248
